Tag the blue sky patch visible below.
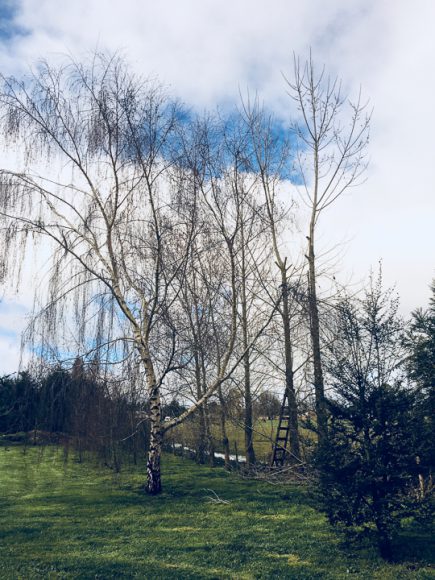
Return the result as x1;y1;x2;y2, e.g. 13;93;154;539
0;326;18;339
0;0;27;41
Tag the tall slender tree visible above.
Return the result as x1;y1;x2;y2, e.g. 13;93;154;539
285;54;370;445
243;100;302;461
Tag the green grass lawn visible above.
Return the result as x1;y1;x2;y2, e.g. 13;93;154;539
0;444;433;579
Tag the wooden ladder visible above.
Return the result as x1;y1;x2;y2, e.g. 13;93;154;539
271;390;291;467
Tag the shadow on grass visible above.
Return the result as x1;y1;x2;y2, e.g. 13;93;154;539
1;446;434;579
394;521;435;565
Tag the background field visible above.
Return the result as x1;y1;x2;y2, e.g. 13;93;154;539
170;418;279;462
169;417;316;463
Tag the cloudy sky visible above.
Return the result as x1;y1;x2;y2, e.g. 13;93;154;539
0;0;434;373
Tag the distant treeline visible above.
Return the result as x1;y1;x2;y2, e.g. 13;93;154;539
0;358;148;469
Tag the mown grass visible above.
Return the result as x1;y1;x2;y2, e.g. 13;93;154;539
0;444;433;579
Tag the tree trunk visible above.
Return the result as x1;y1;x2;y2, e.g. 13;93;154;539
201;357;215;466
218;386;231;469
241;221;256;466
375;516;393;561
243;340;256;466
307;232;328;446
146;423;162;495
280;267;300;461
144;355;162;495
195;352;207;464
204;401;215;466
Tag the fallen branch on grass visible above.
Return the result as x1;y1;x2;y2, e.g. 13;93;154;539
202;488;231;505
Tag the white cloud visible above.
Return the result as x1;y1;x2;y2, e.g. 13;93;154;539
0;0;434;373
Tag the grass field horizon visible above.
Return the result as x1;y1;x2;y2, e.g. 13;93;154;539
1;443;433;579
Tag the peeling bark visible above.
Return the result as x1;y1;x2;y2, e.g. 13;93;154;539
146;386;162;495
143;349;163;495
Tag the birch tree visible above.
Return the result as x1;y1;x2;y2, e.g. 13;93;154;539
0;57;279;492
0;55;250;493
0;54;196;493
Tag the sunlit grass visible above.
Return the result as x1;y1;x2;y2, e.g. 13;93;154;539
0;444;433;579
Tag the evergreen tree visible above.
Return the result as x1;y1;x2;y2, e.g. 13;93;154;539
0;372;39;433
318;276;421;560
405;281;435;483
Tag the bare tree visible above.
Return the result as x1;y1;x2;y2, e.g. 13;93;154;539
223;120;264;467
170;114;281;467
242;99;302;461
0;54;198;493
285;54;370;445
176;219;224;464
0;56;282;494
0;55;269;493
